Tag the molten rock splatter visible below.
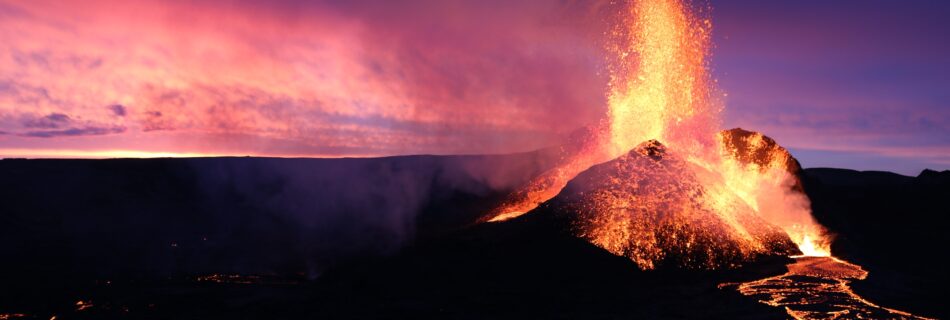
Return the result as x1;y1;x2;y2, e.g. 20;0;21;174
715;128;831;256
538;140;797;270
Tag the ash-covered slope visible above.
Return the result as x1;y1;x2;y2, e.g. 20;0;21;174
528;139;797;270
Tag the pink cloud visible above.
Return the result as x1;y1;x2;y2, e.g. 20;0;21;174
0;0;610;156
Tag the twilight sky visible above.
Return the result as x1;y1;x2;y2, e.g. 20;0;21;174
0;0;947;175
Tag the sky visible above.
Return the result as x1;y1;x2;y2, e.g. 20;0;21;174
0;0;947;175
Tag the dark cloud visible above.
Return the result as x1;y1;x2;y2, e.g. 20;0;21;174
0;81;57;106
108;104;126;117
22;113;71;129
141;110;172;132
22;126;126;138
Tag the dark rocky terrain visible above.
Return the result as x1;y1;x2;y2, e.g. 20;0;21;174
0;153;560;318
0;153;945;319
803;167;950;319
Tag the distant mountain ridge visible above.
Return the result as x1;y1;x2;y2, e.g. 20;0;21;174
802;166;949;318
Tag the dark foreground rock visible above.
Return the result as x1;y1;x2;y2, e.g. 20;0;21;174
804;168;950;319
1;155;945;318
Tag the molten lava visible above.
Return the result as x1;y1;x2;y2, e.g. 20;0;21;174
487;127;611;222
604;0;719;157
714;128;831;257
486;0;830;266
722;256;931;319
542;140;797;269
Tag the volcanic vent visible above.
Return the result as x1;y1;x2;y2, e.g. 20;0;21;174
528;138;798;270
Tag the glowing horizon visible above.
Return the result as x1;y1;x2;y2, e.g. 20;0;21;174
0;148;318;160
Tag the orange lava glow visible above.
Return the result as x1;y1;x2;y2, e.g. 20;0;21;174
487;0;830;265
195;274;299;285
722;256;932;319
486;130;611;222
552;140;798;269
604;0;718;157
75;301;93;312
712;130;832;257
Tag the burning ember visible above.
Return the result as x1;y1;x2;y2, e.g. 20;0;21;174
486;0;830;266
74;301;93;312
196;274;300;285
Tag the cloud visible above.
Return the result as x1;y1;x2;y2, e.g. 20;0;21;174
21;113;70;128
4;111;126;138
108;104;126;117
0;0;611;156
0;0;946;175
22;125;126;138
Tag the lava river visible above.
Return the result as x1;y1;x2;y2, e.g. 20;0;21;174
722;256;931;320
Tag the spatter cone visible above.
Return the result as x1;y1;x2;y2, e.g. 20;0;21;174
534;140;798;270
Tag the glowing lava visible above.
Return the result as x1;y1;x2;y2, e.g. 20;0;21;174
722;256;932;320
604;0;719;157
714;129;832;257
543;140;798;269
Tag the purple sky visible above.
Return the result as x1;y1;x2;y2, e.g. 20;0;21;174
0;0;947;175
712;0;950;175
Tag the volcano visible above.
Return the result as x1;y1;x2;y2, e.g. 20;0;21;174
533;138;798;270
1;0;944;318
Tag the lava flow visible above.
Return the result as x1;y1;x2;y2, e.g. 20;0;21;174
722;257;931;320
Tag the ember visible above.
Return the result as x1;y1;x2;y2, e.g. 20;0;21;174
75;301;93;312
196;274;300;285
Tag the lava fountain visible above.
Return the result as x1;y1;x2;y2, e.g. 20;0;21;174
487;0;830;261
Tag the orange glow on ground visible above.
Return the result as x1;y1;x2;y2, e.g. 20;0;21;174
722;256;931;319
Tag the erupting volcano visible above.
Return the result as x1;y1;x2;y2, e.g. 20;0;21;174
481;0;932;318
488;0;829;264
2;0;945;319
